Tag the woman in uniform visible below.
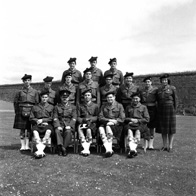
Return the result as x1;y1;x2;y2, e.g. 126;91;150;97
156;74;177;152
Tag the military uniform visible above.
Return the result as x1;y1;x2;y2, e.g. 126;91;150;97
78;80;100;106
57;83;77;105
53;102;77;148
77;101;99;137
88;67;103;85
124;102;150;140
156;84;177;134
13;86;39;130
100;84;117;105
141;86;158;129
104;69;123;88
39;88;56;105
61;69;82;86
116;84;140;109
99;101;125;141
30;102;54;138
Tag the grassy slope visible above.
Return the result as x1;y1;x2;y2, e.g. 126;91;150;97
0;103;195;196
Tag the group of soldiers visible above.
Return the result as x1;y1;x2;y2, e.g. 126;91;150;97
13;56;177;159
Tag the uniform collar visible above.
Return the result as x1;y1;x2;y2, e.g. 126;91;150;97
22;86;33;92
84;101;93;106
39;102;49;108
131;102;141;108
68;68;76;73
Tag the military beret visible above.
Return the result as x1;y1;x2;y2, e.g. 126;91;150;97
104;73;115;79
64;71;72;78
105;91;116;97
83;67;93;74
124;72;134;78
67;57;76;64
131;92;141;99
143;76;152;82
89;56;98;62
82;88;92;96
108;58;117;65
160;74;169;80
43;76;53;82
40;89;49;97
59;89;71;97
21;74;32;80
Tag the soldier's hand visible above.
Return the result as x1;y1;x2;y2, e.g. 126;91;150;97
110;119;117;124
37;119;43;125
66;126;71;129
57;127;63;131
107;121;114;126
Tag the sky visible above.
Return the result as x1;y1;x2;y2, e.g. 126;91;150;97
0;0;196;84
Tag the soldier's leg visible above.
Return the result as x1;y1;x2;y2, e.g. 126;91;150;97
148;128;155;149
63;128;72;148
24;129;31;150
20;129;26;151
78;126;87;154
42;129;52;145
127;129;138;158
84;128;92;154
55;128;63;146
55;128;64;155
33;130;46;158
105;125;113;152
99;127;110;152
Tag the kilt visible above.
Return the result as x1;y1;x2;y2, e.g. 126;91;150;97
147;106;157;129
13;106;31;130
32;124;54;138
124;123;150;140
81;122;97;137
156;103;176;134
99;123;123;141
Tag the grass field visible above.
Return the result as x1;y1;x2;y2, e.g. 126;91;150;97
0;101;195;196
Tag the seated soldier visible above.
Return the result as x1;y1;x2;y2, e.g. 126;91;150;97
77;89;99;156
29;90;54;159
98;91;125;158
124;92;150;158
53;89;77;156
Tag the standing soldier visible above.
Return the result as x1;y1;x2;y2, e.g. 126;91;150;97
100;73;117;106
116;72;140;109
77;89;99;156
98;91;125;157
39;76;56;105
30;90;54;158
61;57;82;86
57;72;77;105
103;58;123;88
78;68;100;106
13;74;39;151
140;76;158;150
156;74;177;152
53;89;77;156
87;56;103;85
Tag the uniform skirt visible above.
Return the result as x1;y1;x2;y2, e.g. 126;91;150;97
147;106;157;129
124;124;151;140
156;103;176;134
13;106;31;130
